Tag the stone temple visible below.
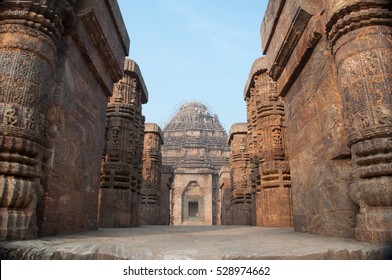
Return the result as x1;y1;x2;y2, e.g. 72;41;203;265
0;0;391;260
161;102;230;226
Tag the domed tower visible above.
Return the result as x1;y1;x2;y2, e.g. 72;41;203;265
162;102;230;225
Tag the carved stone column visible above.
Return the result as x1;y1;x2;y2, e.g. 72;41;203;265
140;123;163;225
245;57;293;227
99;59;148;227
228;123;252;225
0;1;74;240
326;0;392;243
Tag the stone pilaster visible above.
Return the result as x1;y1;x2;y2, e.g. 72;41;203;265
0;0;74;240
228;123;252;225
140;123;163;225
99;59;148;228
326;0;392;243
244;57;293;227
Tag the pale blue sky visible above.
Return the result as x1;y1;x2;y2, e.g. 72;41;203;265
117;0;267;132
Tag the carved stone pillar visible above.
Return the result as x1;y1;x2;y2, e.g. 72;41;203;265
140;123;163;225
326;0;392;243
229;123;252;225
0;1;74;240
99;59;148;227
244;57;293;227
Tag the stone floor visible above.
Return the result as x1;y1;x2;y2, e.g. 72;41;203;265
0;226;391;260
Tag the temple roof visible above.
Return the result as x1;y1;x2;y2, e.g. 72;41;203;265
162;102;230;170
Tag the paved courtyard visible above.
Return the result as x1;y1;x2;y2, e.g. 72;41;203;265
0;226;391;260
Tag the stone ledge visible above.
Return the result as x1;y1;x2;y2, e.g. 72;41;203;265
0;227;390;260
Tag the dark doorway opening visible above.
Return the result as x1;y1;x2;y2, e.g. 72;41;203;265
188;201;199;219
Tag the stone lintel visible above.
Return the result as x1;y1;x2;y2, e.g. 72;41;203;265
261;0;323;81
244;57;267;100
124;59;149;104
145;123;164;144
70;0;129;96
228;123;248;145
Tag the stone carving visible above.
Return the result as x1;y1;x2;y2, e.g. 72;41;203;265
0;0;75;240
140;123;163;225
228;123;252;225
244;57;293;227
99;59;148;228
161;102;230;225
326;0;392;244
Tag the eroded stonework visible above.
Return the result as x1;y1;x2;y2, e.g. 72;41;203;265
244;57;293;227
140;123;163;225
99;59;148;228
0;0;129;240
228;123;252;225
260;0;391;244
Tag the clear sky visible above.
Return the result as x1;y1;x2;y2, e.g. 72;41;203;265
117;0;267;132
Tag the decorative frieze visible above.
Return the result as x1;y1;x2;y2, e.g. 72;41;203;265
0;0;75;240
99;59;148;228
326;0;392;244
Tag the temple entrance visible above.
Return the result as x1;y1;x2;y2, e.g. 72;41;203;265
181;181;205;224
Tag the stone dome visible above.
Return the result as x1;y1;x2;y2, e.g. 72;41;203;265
162;102;230;170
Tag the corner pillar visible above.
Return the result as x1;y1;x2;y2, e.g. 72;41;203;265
326;0;392;243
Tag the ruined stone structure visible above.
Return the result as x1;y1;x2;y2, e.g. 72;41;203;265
218;166;232;225
244;57;293;227
228;123;252;225
161;102;230;225
0;0;129;240
259;0;392;244
99;59;148;228
140;123;163;225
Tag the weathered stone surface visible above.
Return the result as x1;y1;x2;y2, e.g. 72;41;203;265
1;226;390;260
228;123;252;225
260;0;392;244
244;57;293;227
161;103;230;225
140;123;163;225
99;59;148;228
0;0;129;240
325;0;392;244
218;166;232;225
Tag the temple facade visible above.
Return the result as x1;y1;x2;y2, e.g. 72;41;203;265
161;102;230;225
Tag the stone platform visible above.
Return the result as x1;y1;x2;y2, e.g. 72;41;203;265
0;226;391;260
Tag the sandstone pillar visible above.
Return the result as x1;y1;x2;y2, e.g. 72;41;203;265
219;166;232;225
140;123;163;225
244;57;293;227
99;59;148;227
228;123;252;225
0;1;74;240
326;0;392;243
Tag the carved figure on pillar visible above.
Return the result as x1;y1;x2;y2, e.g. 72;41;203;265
244;57;292;227
228;123;252;225
140;123;163;225
99;59;148;228
325;0;392;244
0;0;75;240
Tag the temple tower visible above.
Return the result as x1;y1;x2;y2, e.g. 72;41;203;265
161;102;230;225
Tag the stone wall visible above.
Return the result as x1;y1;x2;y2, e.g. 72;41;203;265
99;59;148;228
140;123;163;225
218;166;232;225
0;0;129;240
260;0;392;243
